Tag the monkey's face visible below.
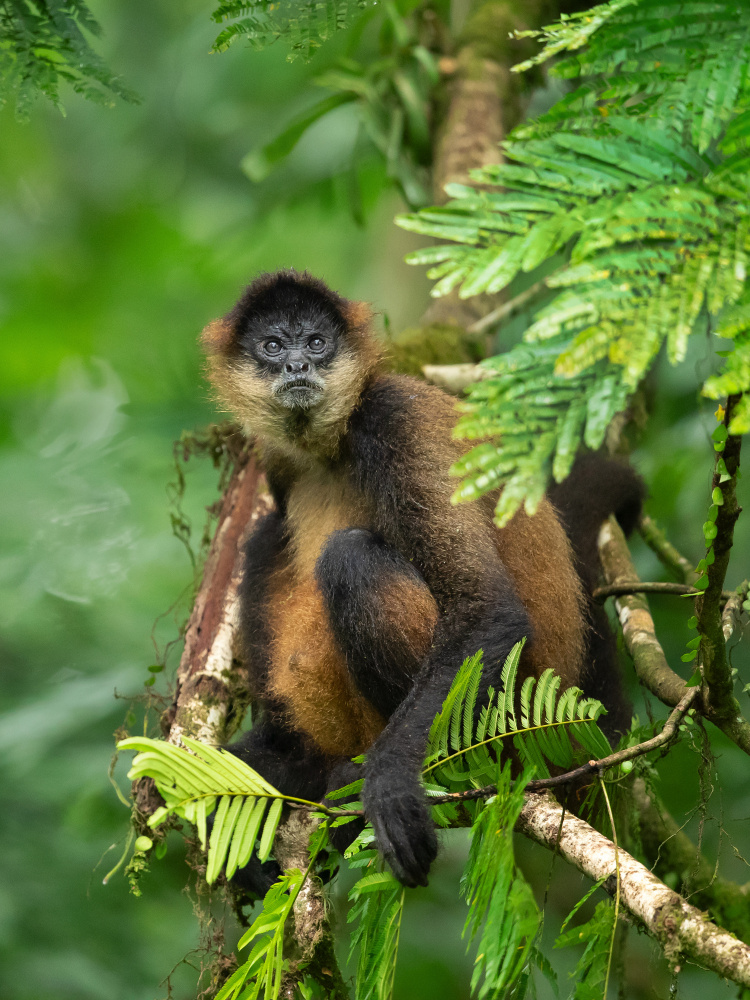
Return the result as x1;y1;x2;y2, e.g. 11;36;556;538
203;271;380;455
240;309;340;412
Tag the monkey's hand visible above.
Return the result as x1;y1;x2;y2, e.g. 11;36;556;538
362;767;437;888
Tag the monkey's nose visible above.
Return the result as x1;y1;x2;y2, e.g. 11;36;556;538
284;360;310;374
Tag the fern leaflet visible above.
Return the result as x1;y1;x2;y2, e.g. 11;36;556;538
118;735;292;882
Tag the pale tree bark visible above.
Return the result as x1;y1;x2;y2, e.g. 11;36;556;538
517;793;750;986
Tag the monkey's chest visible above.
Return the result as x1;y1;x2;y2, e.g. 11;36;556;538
266;471;383;758
284;467;370;577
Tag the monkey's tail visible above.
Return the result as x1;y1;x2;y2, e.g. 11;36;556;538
547;452;646;595
547;452;646;737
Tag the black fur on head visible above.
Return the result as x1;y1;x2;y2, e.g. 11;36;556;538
229;270;349;349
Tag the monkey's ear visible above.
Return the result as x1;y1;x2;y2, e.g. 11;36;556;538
341;300;373;334
201;318;234;355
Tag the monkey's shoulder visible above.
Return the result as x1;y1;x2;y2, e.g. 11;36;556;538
352;373;459;441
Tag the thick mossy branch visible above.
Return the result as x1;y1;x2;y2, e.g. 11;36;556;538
272;812;349;1000
163;452;269;748
598;516;688;708
697;395;743;722
632;778;750;944
517;793;750;986
638;514;697;585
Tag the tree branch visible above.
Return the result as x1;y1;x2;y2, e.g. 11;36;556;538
632;777;750;944
592;581;734;602
638;514;697;585
598;516;688;708
598;514;750;755
272;813;349;1000
516;792;750;986
423;0;554;332
163;452;270;748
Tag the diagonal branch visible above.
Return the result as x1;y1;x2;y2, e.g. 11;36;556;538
638;514;697;585
598;515;688;708
597;514;750;756
516;792;750;987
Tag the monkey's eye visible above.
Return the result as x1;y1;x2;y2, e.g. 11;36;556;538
264;340;283;356
308;336;326;353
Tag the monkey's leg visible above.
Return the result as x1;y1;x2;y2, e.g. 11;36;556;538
224;717;328;896
315;528;438;855
315;527;438;720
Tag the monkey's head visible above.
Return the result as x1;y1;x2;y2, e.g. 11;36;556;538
202;270;381;454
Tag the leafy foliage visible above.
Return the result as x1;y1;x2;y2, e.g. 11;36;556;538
119;642;617;1000
211;0;377;61
216;868;312;1000
398;0;750;524
460;765;539;1000
423;642;611;797
555;899;617;1000
348;866;405;1000
449;342;631;525
119;735;286;883
240;1;439;208
0;0;136;118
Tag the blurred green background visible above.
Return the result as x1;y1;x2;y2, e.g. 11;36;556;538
1;2;748;999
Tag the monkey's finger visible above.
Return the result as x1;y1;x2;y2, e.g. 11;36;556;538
371;813;424;888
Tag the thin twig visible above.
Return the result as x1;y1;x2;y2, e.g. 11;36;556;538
466;278;548;334
593;582;734;602
638;514;697;585
599;777;620;1000
426;688;698;805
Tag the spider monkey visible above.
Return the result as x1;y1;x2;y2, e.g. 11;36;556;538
201;270;643;890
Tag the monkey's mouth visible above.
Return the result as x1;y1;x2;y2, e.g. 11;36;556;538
276;378;324;409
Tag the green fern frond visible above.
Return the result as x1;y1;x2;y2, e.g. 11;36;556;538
449;340;631;524
0;0;137;118
210;0;376;59
118;735;290;884
399;0;750;525
348;870;405;1000
461;764;540;1000
216;861;323;1000
423;641;610;789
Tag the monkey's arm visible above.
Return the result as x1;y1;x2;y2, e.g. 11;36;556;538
348;378;531;886
363;580;530;886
